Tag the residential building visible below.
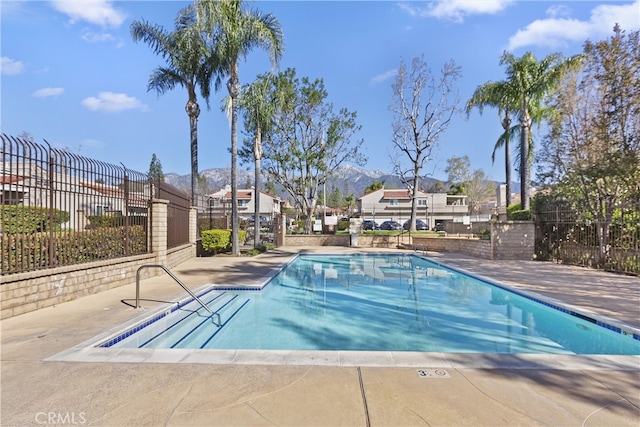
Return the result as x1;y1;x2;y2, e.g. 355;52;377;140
2;161;148;230
356;187;468;229
206;184;281;220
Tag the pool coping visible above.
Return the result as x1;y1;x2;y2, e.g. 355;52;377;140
46;253;640;370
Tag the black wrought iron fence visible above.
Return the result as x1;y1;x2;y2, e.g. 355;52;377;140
1;134;151;274
534;201;640;275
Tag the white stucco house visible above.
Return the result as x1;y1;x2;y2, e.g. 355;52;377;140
356;187;469;229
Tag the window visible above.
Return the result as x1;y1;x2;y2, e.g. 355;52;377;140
418;199;427;206
2;191;25;205
95;205;110;215
239;200;248;207
390;199;399;206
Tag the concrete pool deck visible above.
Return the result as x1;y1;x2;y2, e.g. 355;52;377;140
2;247;639;426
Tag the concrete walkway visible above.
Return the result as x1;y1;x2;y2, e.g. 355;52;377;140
2;247;639;426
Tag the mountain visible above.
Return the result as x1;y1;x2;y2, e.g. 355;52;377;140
163;164;446;200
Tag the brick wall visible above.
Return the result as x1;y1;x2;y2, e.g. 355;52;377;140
2;254;153;318
411;221;534;260
283;234;350;247
491;221;535;260
411;236;492;258
283;233;413;248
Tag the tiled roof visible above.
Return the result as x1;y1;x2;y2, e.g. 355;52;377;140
383;190;411;199
225;190;252;200
1;175;26;184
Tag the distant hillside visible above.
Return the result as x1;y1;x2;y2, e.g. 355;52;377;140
163;164;446;200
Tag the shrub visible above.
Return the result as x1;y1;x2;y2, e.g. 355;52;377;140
337;220;349;231
201;229;246;254
1;205;69;233
87;215;146;228
477;228;491;240
507;203;531;220
1;225;147;273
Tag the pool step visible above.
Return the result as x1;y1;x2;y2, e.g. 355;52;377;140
171;295;250;349
129;292;249;349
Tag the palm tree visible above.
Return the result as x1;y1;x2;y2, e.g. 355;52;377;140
238;74;276;248
196;0;284;255
466;80;519;207
499;51;582;210
131;6;218;205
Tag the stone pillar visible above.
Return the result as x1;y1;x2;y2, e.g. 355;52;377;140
189;206;198;245
496;184;507;207
151;198;169;264
275;214;286;247
496;183;508;220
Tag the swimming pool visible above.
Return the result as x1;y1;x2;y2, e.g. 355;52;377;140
100;254;639;355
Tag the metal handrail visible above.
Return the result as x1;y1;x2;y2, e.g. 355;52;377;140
135;264;212;314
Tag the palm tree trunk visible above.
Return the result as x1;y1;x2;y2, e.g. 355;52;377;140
186;100;200;206
228;77;240;256
253;129;262;248
505;138;512;207
502;112;512;207
520;109;532;210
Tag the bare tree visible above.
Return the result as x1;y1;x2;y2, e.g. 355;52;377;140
390;55;461;231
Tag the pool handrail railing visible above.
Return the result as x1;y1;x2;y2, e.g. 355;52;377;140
135;264;213;314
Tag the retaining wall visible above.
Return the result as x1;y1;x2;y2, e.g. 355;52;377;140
1;244;195;320
283;233;413;248
411;221;534;260
412;236;493;259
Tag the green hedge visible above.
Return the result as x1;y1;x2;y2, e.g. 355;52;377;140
506;203;531;221
1;225;147;273
1;205;70;233
201;229;247;254
86;215;146;228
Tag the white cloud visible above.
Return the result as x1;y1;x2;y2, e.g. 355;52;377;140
400;0;513;23
1;56;25;75
81;92;148;113
507;0;640;50
50;0;126;28
508;18;591;50
32;87;64;98
81;29;115;43
546;5;572;19
370;69;398;86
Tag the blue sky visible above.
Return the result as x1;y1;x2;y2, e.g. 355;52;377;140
2;0;639;183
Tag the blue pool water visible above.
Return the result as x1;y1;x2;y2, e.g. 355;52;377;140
103;254;640;355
